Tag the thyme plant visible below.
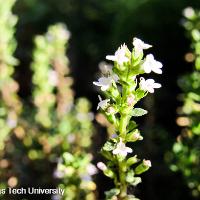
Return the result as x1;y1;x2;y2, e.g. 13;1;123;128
170;7;200;197
55;98;97;200
93;38;162;200
0;0;21;150
31;24;96;199
0;0;22;192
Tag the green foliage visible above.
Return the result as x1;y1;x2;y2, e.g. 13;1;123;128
0;0;21;150
0;2;96;199
170;7;200;198
94;38;162;199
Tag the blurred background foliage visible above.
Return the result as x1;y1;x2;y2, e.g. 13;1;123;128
168;7;200;198
0;0;200;199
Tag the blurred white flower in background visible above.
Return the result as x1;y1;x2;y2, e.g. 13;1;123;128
48;70;58;86
183;7;195;19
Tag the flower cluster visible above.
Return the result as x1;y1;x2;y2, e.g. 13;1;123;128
94;38;162;199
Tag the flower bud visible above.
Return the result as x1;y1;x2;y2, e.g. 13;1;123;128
107;106;116;114
127;95;136;106
127;155;139;167
97;162;107;171
126;129;143;142
135;159;151;175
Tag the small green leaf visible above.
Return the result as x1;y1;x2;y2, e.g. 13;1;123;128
130;177;142;186
127;155;139;167
126;170;135;183
135;160;151;175
131;108;148;117
102;141;115;151
101;150;113;160
104;168;115;178
135;88;147;100
105;188;120;200
127;121;138;132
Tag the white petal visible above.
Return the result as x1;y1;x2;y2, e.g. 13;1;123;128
101;85;109;91
126;147;133;153
153;83;161;88
113;149;119;155
143;65;152;73
112;74;119;82
121;151;128;157
93;81;101;86
147;79;155;84
106;55;116;61
98;95;102;101
148;88;154;93
153;68;162;74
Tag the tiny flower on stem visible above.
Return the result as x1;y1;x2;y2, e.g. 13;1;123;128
113;138;133;157
99;62;113;74
133;37;152;58
97;95;110;110
106;44;129;65
133;132;143;141
142;54;163;74
140;77;161;93
97;162;107;171
183;7;195;19
143;159;152;168
93;76;116;91
127;95;136;106
112;74;120;82
107;106;116;114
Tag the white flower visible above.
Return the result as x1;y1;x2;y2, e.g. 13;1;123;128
97;162;107;171
99;62;113;74
48;70;58;86
97;95;110;110
87;164;98;176
93;76;113;91
6;118;17;128
59;28;71;41
143;159;152;167
183;7;195;19
133;132;143;141
53;170;64;178
127;95;136;106
113;138;132;157
142;54;163;74
112;74;119;82
106;44;129;65
107;107;116;114
140;77;161;93
133;37;152;57
67;134;76;143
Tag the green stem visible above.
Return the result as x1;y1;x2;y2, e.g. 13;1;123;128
118;161;127;199
118;113;129;198
119;114;129;139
